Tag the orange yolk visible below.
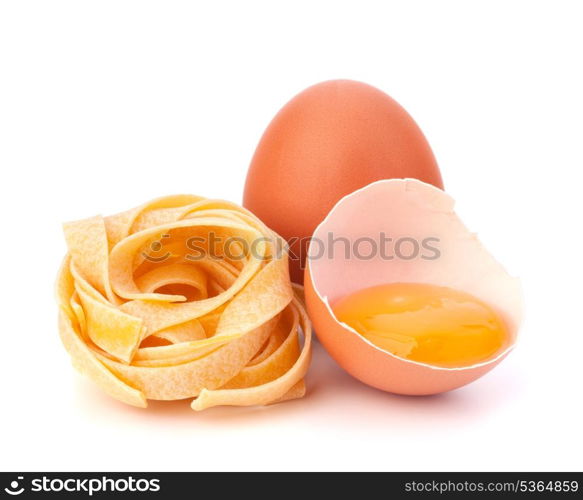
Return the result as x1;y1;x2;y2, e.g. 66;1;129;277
332;283;509;368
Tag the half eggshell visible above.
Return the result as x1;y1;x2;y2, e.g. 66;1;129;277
304;179;523;395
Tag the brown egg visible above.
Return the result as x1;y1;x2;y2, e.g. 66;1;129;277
243;79;444;283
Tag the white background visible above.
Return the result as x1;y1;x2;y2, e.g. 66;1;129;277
1;1;582;472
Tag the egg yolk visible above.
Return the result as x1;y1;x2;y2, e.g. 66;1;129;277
332;283;509;368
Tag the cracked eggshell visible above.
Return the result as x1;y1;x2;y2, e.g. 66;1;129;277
304;179;523;395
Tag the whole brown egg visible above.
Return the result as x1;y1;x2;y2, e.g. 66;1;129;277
243;80;443;283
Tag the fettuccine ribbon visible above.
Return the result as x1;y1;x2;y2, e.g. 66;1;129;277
56;195;312;410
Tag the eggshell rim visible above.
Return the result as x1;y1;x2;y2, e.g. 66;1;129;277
306;178;523;372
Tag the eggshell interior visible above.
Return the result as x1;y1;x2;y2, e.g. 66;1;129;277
305;179;523;395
